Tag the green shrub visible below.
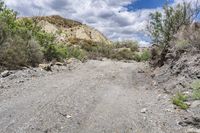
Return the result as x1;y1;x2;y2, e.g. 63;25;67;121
114;40;139;52
140;49;151;61
191;80;200;90
191;80;200;100
172;93;189;110
175;39;190;50
72;39;114;59
0;36;43;69
111;49;134;60
44;44;67;61
66;47;87;61
134;50;151;62
133;52;142;62
148;2;200;66
26;39;43;66
192;89;200;100
0;1;71;69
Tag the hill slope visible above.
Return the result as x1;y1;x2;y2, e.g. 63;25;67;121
33;15;111;45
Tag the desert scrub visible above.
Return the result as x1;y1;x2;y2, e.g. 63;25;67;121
43;44;68;61
175;39;190;51
172;93;189;110
114;40;139;52
0;1;66;69
191;80;200;100
140;49;151;61
66;47;87;61
134;49;151;62
0;36;43;69
111;49;134;60
71;39;114;59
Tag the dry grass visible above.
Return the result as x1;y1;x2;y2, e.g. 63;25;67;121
33;15;82;28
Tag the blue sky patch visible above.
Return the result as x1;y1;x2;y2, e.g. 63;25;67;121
125;0;174;11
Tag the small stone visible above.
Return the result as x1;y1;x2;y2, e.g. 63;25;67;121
183;91;191;95
152;81;158;86
157;94;162;101
141;108;147;113
138;69;145;73
16;80;24;83
66;115;72;119
55;62;64;66
1;70;11;78
39;64;52;71
150;73;155;78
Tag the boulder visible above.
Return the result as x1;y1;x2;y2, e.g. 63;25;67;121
1;70;11;78
55;62;64;66
39;64;52;71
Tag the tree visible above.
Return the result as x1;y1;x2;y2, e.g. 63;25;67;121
148;1;200;66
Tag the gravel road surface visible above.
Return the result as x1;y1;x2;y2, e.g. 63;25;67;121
0;60;187;133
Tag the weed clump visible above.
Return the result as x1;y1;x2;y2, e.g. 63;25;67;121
172;93;189;110
191;80;200;100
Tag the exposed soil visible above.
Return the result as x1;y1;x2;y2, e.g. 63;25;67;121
0;60;195;133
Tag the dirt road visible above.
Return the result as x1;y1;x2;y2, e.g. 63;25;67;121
0;60;186;133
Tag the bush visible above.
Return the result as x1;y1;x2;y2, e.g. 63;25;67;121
26;39;43;66
111;49;134;60
148;2;200;66
191;80;200;100
172;93;189;110
0;1;73;70
114;40;139;52
44;44;67;61
70;39;114;59
134;49;151;62
191;80;200;90
66;47;87;61
140;49;151;61
133;53;141;62
192;90;200;100
0;36;43;69
175;39;190;50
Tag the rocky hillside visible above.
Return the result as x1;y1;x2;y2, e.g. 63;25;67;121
153;23;200;93
33;15;111;45
151;23;200;130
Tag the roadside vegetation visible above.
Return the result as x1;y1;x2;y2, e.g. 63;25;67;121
148;1;200;67
172;80;200;109
148;1;200;110
191;80;200;100
172;93;189;110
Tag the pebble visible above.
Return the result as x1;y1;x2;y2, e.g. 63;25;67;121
66;115;72;119
1;70;11;78
141;108;147;113
138;69;145;73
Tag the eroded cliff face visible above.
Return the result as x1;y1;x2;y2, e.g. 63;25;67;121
36;15;111;45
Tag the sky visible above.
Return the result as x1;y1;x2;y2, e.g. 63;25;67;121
4;0;199;46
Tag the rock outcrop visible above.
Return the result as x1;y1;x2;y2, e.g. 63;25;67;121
34;15;111;45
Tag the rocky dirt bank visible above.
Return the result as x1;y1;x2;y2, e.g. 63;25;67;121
151;51;200;132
